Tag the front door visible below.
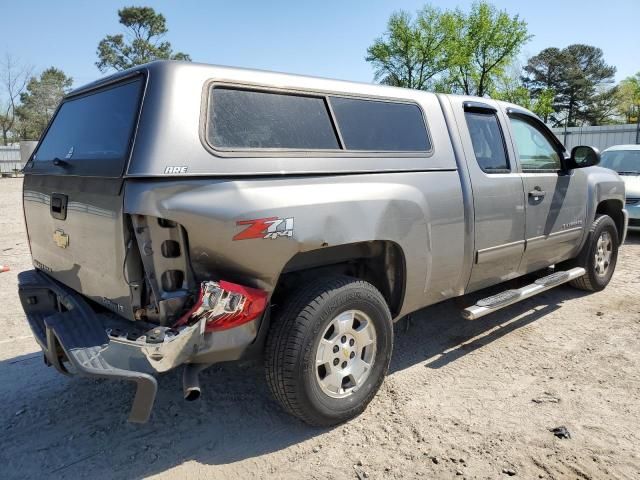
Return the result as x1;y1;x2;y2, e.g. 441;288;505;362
452;99;526;292
505;113;587;273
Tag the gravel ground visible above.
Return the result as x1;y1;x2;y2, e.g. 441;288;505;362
1;177;639;479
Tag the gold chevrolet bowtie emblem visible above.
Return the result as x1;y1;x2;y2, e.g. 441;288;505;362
53;229;69;248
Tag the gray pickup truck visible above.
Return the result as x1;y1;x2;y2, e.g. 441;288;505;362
18;61;627;425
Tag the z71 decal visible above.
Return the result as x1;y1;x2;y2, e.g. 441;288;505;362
233;217;295;240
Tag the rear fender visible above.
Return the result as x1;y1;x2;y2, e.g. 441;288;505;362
123;172;465;317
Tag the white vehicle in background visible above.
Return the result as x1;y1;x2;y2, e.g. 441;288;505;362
601;145;640;231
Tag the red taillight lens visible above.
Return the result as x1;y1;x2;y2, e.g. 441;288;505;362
204;281;267;332
175;280;267;332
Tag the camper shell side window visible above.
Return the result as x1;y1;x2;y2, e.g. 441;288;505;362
204;84;432;155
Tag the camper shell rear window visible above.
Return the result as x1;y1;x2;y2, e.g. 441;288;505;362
29;76;144;177
206;85;431;153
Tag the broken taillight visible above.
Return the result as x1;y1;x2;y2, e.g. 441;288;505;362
175;280;268;332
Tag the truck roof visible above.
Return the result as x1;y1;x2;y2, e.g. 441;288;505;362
68;60;530;115
68;60;436;100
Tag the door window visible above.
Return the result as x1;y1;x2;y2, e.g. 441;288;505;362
509;117;561;172
465;112;509;172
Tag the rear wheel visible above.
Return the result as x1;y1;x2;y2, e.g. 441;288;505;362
265;276;393;426
568;214;619;291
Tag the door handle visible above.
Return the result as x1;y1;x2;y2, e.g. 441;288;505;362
528;188;546;199
50;193;68;220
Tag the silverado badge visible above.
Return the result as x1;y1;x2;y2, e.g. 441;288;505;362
53;229;69;248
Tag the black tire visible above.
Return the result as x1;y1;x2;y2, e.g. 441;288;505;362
265;275;393;426
568;214;619;291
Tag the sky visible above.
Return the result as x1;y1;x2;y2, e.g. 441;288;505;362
2;0;639;89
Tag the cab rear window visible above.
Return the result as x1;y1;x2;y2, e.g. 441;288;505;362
31;77;143;176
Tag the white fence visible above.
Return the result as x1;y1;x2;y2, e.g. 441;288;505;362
0;142;37;175
0;146;22;175
550;124;639;152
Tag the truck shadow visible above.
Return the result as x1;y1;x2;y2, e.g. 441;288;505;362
390;283;588;374
0;282;591;479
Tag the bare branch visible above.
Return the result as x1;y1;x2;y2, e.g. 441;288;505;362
0;53;33;144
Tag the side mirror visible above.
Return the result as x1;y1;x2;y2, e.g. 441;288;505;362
568;145;600;169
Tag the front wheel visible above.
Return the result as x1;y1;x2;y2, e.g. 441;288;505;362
265;276;393;426
568;214;619;292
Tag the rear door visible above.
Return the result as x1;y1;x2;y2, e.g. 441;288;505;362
22;75;145;319
451;98;526;292
504;110;587;273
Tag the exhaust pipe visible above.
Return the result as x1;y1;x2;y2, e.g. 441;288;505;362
182;363;209;401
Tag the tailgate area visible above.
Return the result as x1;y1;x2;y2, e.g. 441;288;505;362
23;175;139;320
18;269;157;423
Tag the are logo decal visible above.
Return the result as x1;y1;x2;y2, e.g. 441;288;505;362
164;165;188;174
233;217;295;240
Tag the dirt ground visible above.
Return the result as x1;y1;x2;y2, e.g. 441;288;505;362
0;177;638;480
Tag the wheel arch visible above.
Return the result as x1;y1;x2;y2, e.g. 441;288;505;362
272;240;406;319
596;198;625;243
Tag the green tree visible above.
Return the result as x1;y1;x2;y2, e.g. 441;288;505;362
521;47;567;122
523;44;616;126
492;84;531;107
489;61;533;106
96;6;191;72
366;2;530;97
490;60;555;120
562;44;616;126
616;72;640;123
446;2;530;96
366;6;456;89
522;48;566;94
16;68;73;140
583;86;619;125
532;88;555;121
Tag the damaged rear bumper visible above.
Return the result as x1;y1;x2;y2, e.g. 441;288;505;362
17;269;260;422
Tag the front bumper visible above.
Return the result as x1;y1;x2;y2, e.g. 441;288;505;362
18;269;259;422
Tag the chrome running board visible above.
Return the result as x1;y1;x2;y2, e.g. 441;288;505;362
462;267;586;320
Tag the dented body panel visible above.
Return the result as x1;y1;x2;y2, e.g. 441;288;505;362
124;172;466;319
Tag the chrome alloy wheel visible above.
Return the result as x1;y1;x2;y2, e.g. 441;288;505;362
315;310;377;399
594;231;613;276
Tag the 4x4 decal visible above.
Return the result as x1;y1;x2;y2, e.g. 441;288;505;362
233;217;295;240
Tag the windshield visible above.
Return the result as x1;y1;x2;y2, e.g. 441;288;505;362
600;149;640;174
32;77;143;176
